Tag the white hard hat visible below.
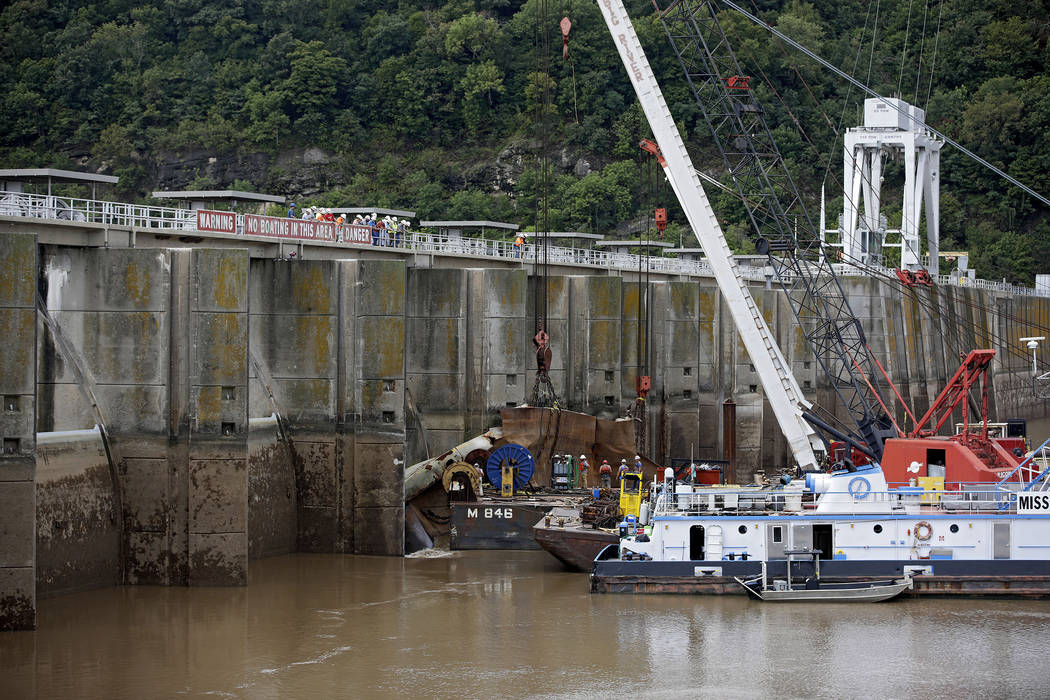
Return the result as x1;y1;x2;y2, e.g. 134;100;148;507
635;455;640;460
580;454;586;459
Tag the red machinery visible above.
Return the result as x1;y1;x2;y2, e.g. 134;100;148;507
879;350;1022;485
831;350;1024;485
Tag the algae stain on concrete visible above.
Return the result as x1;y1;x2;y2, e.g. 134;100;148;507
212;257;247;310
124;260;151;308
292;266;331;314
294;316;331;373
196;386;223;424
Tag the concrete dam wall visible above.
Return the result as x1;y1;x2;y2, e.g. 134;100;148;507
2;231;1048;628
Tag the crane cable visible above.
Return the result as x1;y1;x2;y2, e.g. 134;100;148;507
912;0;931;105
923;0;945;113
717;0;1050;208
865;0;881;91
897;0;915;95
834;247;1050;375
529;0;559;409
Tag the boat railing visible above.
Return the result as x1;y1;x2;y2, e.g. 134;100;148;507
651;484;1035;516
994;436;1050;509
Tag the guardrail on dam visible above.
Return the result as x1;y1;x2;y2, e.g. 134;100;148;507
1;228;1048;629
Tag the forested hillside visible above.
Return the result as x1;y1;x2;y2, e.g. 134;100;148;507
2;0;1048;282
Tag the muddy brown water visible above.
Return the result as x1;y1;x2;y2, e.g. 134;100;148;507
4;550;1050;698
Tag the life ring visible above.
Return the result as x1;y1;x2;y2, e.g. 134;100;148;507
848;476;871;499
914;521;933;541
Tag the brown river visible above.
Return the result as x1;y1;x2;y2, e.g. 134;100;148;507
4;550;1050;698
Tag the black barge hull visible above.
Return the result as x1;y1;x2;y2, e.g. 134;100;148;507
591;548;1050;598
450;502;550;550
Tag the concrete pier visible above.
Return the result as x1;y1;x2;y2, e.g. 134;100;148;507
1;232;1049;629
0;233;37;630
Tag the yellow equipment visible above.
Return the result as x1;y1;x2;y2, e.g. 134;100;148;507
619;472;644;518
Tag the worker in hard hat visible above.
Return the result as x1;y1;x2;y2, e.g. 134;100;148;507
617;458;629;481
599;459;613;489
578;454;590;487
513;233;524;258
634;454;643;472
287;202;297;218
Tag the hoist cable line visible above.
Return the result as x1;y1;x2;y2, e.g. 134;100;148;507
823;0;875;188
923;0;944;114
738;41;833;178
717;0;1050;209
745;0;836;135
913;0;931;106
834;248;1050;373
897;0;915;95
788;249;1044;428
865;0;881;90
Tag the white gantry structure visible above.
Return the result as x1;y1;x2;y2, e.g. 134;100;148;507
837;97;943;275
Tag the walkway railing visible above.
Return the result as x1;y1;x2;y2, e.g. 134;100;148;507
0;190;194;230
3;189;1047;297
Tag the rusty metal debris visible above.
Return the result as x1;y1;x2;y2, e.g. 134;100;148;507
581;491;622;529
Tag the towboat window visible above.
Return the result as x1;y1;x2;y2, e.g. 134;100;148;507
950;524;959;533
738;525;747;534
873;524;883;534
772;526;782;543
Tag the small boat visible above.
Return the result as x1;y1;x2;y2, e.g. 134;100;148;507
734;575;913;602
733;550;913;603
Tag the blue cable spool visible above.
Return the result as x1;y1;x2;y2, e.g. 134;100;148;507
486;443;535;491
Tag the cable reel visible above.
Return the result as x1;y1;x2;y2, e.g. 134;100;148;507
486;443;535;496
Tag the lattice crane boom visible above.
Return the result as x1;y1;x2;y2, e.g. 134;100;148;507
595;0;824;470
647;0;898;460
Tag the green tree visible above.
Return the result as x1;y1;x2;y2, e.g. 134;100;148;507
460;60;505;131
283;40;348;141
445;14;500;60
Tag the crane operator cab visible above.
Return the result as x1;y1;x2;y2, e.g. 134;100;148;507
619;472;644;519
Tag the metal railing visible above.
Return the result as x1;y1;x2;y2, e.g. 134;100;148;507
995;436;1050;508
651;482;1044;516
0;190;195;230
3;189;1048;296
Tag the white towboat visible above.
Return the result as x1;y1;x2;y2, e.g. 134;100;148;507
592;447;1050;598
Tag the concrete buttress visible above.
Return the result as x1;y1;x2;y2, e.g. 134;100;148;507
0;232;37;629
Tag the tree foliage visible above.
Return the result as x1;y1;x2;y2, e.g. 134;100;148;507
1;0;1048;283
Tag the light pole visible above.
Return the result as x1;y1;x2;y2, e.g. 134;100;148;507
1021;336;1045;376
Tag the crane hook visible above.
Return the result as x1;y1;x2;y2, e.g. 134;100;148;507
560;17;572;61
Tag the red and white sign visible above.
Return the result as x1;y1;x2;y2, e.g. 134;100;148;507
196;209;236;234
196;210;384;246
342;224;373;245
244;214;334;242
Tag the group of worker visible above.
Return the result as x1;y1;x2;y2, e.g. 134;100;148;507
289;204;344;224
285;203;411;247
556;453;643;489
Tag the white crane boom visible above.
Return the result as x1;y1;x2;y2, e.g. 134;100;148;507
595;0;824;469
